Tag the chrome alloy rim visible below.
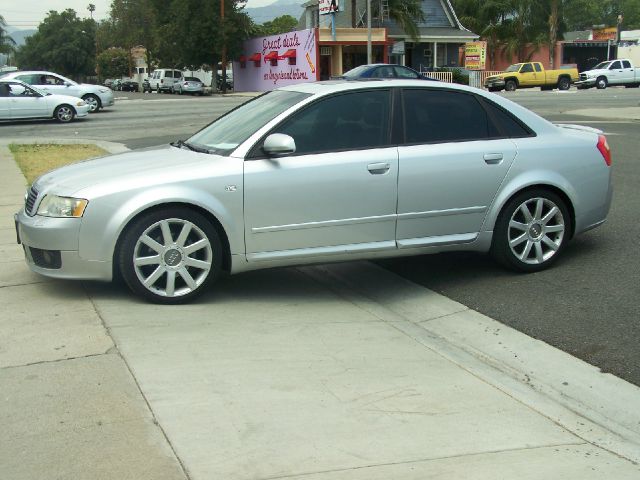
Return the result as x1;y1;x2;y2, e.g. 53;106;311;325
84;96;99;112
57;106;73;122
133;218;213;297
508;197;565;265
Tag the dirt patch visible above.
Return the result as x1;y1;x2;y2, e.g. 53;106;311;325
9;143;108;184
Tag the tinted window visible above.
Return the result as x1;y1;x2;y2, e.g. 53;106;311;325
373;66;395;78
402;89;490;144
534;63;542;72
610;61;621;69
521;64;534;73
481;98;533;138
622;60;631;68
394;66;419;79
273;90;391;155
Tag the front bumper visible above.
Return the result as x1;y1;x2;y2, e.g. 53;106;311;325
484;78;505;88
574;78;596;87
15;209;112;281
76;105;91;118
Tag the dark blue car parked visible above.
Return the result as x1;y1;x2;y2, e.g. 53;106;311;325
338;64;437;81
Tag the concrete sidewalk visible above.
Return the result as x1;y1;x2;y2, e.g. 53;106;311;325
1;142;639;479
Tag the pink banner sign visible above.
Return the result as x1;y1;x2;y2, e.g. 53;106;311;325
233;29;317;92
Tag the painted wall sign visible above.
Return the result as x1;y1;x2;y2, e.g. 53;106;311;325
233;29;318;92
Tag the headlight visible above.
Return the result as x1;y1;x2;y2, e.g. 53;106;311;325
76;101;86;106
98;88;109;93
37;195;88;218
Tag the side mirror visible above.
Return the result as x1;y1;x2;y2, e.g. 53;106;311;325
263;133;296;156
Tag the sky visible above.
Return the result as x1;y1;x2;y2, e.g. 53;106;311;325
3;0;276;30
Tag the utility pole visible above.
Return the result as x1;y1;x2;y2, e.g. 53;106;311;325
366;0;371;64
220;0;227;94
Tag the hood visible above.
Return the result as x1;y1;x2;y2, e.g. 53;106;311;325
33;144;225;197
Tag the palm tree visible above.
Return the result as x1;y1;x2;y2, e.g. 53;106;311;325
0;15;16;56
386;0;425;41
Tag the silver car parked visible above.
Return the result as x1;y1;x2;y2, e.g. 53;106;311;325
14;80;613;303
172;76;205;95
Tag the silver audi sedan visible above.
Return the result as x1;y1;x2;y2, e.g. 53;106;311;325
15;80;613;303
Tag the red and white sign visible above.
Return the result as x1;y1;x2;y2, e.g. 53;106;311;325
319;0;339;15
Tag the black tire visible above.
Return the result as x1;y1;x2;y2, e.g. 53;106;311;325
557;77;571;90
82;94;101;112
596;76;608;89
54;104;75;123
491;189;571;273
118;208;223;304
505;79;517;92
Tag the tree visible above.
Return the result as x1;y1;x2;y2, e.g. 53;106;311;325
377;0;426;41
15;9;96;79
0;14;16;56
97;47;129;78
253;15;299;37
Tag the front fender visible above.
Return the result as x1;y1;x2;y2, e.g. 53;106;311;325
78;183;244;262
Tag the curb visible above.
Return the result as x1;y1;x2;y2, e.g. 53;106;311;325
302;262;640;464
0;138;130;155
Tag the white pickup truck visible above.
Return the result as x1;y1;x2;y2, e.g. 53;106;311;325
575;59;640;89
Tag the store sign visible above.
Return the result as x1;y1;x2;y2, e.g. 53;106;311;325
233;29;318;92
593;27;617;41
391;41;405;55
464;41;487;70
319;0;339;15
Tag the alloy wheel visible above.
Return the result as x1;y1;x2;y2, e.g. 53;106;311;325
507;197;565;265
132;218;213;298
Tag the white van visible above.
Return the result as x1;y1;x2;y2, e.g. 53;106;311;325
148;69;182;93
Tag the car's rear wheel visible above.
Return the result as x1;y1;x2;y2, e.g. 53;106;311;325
596;76;608;89
491;190;570;272
82;94;100;112
118;208;223;304
54;104;75;123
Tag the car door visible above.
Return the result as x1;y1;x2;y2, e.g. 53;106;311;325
7;82;50;119
396;88;519;247
243;88;398;261
518;63;537;86
621;60;635;83
608;60;623;84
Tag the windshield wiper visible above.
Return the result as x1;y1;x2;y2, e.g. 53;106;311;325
170;139;212;154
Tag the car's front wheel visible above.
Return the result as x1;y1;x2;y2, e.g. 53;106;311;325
491;190;570;272
118;208;223;303
596;76;608;89
505;79;517;92
54;104;75;123
82;94;101;112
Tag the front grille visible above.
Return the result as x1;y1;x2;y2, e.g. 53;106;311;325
25;186;38;216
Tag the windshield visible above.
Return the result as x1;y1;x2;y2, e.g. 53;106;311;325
187;90;310;155
593;61;611;70
342;65;370;78
505;64;522;72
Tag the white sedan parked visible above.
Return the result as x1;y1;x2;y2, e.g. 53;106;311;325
0;80;90;122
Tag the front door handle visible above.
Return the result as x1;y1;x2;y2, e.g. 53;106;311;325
484;153;503;165
367;162;390;174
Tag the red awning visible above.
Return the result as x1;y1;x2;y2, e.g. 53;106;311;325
279;49;296;60
248;53;261;62
264;51;278;62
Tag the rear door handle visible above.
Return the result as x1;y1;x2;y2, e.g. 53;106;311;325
367;162;390;174
484;153;503;164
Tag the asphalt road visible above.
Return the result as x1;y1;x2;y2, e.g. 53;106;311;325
2;87;639;385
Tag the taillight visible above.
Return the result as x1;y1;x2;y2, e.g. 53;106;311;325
597;134;611;166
